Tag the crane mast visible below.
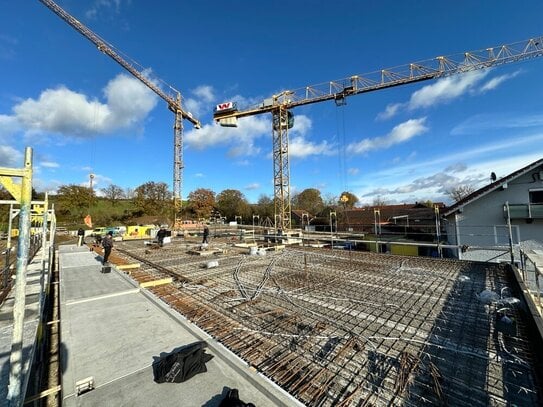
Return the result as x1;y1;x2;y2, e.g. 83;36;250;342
214;36;543;230
38;0;201;213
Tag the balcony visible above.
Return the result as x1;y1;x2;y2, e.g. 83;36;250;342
507;203;543;219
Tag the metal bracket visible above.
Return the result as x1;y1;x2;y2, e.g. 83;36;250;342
75;376;95;396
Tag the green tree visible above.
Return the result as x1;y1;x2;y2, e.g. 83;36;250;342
338;191;359;208
133;181;172;217
101;184;125;206
186;188;216;220
57;184;95;221
292;188;324;216
216;189;250;222
255;194;274;221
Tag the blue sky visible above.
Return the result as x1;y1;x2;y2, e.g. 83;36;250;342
1;1;543;205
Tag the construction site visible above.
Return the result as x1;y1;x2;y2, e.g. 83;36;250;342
102;235;543;406
1;1;543;406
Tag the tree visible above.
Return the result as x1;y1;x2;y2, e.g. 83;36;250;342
446;185;475;202
292;188;324;215
372;195;387;207
186;188;216;220
216;189;250;221
255;194;274;221
101;184;125;206
338;191;359;208
57;184;95;221
124;187;135;199
133;181;172;217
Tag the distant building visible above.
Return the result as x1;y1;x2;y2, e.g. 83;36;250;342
342;202;445;239
443;158;543;262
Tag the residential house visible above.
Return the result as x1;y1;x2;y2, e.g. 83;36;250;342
443;158;543;262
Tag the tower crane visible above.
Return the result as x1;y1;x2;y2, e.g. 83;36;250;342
38;0;201;215
214;36;543;230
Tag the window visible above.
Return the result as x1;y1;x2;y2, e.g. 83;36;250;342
529;189;543;204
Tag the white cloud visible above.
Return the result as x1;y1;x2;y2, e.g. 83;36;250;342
10;74;157;138
0;114;21;140
85;0;125;19
192;85;215;103
289;136;334;158
40;161;60;168
347;118;428;154
376;69;519;119
377;102;405;121
245;183;260;190
451;113;543;136
291;114;312;137
185;116;271;152
479;70;521;93
184;85;216;116
347;168;359;176
0;146;23;167
444;163;467;173
408;70;489;110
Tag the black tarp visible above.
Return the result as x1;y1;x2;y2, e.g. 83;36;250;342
153;341;214;384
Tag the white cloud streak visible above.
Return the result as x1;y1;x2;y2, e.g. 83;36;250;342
347;118;428;154
377;68;521;120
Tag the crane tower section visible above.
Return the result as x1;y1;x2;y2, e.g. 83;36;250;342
214;36;543;231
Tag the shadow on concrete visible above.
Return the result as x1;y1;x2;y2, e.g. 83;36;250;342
201;385;230;407
60;341;68;374
0;344;34;403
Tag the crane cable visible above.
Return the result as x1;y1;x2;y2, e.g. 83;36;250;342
336;105;350;193
336;105;351;232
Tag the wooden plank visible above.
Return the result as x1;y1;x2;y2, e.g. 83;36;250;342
117;263;141;270
140;277;173;288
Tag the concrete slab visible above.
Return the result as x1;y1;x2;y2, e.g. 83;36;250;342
61;263;135;303
59;244;302;407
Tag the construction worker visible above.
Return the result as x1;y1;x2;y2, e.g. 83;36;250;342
156;226;167;247
77;227;85;246
202;225;209;244
102;231;114;265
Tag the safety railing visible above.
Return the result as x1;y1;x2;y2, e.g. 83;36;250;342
519;248;543;314
0;234;43;305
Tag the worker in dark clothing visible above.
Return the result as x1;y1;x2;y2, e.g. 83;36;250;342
77;227;85;246
102;231;114;265
156;226;167;247
202;225;209;244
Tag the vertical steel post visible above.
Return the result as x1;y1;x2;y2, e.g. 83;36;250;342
41;193;49;265
435;205;442;258
7;147;33;406
3;204;14;288
504;201;515;264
